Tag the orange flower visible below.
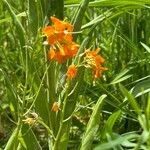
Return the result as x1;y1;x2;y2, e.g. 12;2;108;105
94;66;108;78
62;42;79;58
43;17;73;45
43;16;79;63
85;48;105;67
51;102;60;112
47;43;79;63
48;48;56;60
51;16;74;33
67;64;77;79
84;48;107;78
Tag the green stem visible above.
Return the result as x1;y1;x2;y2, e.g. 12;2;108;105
72;0;90;40
53;80;71;150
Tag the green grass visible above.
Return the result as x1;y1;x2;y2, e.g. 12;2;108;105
0;0;150;149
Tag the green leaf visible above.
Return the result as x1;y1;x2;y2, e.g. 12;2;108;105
2;70;18;120
4;127;20;150
132;78;150;98
80;94;107;150
72;0;90;40
0;12;26;24
28;0;39;36
3;0;25;47
102;110;121;137
81;10;112;29
18;124;42;150
119;84;141;115
110;69;132;85
141;42;150;53
94;133;140;150
146;93;150;120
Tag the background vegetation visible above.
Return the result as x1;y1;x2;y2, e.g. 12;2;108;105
0;0;150;149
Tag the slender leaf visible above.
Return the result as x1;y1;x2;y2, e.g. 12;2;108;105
141;42;150;53
119;84;141;115
18;124;42;150
80;94;107;150
4;127;20;150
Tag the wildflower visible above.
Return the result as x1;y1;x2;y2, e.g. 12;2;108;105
84;48;107;78
22;113;38;125
43;16;79;63
51;102;60;112
22;117;36;125
43;16;73;45
67;64;77;79
47;43;79;63
50;16;74;33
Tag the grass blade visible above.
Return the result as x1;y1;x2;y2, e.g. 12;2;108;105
72;0;90;40
28;0;39;36
140;42;150;53
4;126;20;150
3;0;25;47
19;124;42;150
80;94;107;150
119;84;141;115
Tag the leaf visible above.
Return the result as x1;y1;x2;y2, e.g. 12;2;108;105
3;0;25;47
141;42;150;53
72;0;90;40
146;93;150;120
28;0;39;36
119;84;141;115
110;69;132;85
94;133;140;150
81;10;112;29
2;70;18;120
4;127;20;150
102;110;121;138
18;124;42;150
80;94;107;150
132;78;150;98
0;12;26;24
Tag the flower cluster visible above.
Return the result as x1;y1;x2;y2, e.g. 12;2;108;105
43;17;107;79
43;17;79;63
84;48;108;78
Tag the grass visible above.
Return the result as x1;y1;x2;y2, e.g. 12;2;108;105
0;0;150;149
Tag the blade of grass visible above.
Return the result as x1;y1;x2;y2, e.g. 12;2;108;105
119;84;141;115
80;94;107;150
72;0;90;40
28;0;39;36
140;42;150;53
94;133;140;150
4;125;21;150
102;110;121;138
3;0;25;47
110;69;132;85
18;124;42;150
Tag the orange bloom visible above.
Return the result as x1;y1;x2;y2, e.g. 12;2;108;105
43;16;73;45
43;16;79;63
84;48;107;78
47;43;79;63
67;64;77;79
51;102;60;112
93;66;108;78
51;16;74;33
85;48;105;67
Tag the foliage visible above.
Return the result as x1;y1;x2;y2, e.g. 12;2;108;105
0;0;150;149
